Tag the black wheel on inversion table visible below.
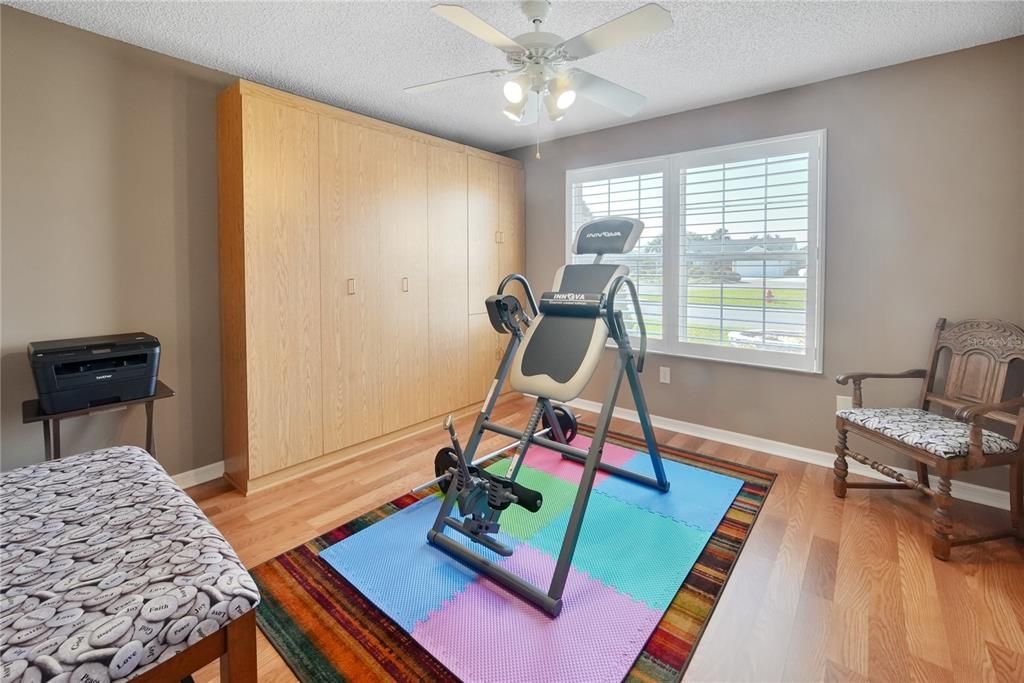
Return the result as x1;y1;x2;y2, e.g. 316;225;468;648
543;405;578;444
434;447;460;493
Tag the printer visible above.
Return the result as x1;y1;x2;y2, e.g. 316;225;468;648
28;332;161;414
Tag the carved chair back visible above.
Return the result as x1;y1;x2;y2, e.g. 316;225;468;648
920;318;1024;443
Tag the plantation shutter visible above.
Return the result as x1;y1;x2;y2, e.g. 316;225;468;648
569;164;665;340
564;131;824;372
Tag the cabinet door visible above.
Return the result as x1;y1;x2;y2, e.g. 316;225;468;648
467;313;502;404
467;155;500;315
319;117;384;453
497;164;526;395
379;136;431;432
427;146;470;417
498;163;525;279
241;96;323;477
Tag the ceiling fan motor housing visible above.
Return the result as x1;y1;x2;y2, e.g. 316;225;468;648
509;32;567;90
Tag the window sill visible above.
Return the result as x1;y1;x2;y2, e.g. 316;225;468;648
604;340;823;375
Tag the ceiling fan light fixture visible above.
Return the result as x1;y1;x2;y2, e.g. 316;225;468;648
503;97;528;122
542;91;565;121
503;74;530;103
547;73;576;111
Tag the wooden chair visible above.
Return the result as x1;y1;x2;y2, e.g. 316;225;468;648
833;318;1024;560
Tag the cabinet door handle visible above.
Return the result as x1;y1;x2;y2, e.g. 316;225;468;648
347;278;356;295
401;277;409;293
495;231;502;244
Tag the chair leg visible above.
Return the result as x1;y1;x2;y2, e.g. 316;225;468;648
916;462;930;491
833;428;848;499
932;475;953;560
1011;461;1022;542
220;609;257;682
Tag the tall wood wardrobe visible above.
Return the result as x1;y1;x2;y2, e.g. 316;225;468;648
218;81;524;493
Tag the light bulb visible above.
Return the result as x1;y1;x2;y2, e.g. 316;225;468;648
503;80;524;104
556;89;576;110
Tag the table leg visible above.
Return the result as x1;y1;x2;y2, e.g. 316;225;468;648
145;401;155;456
42;421;52;461
53;419;61;459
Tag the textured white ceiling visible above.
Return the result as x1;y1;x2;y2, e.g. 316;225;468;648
10;1;1024;151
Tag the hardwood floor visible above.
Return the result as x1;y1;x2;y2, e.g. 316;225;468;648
188;396;1024;682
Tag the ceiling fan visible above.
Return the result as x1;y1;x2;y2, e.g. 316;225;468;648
405;1;673;126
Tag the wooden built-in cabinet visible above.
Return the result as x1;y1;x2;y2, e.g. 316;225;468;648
218;81;524;493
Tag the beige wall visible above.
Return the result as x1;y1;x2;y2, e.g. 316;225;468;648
1;8;234;474
506;37;1024;490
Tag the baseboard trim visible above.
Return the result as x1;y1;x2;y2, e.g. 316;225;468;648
172;461;225;489
568;398;1011;511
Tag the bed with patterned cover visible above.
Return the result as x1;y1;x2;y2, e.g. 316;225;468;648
1;446;259;682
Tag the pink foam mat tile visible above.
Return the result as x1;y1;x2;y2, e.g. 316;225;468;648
411;544;661;683
522;435;639;486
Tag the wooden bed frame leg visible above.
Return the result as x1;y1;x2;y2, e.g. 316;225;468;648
932;475;953;560
220;609;257;682
833;428;848;499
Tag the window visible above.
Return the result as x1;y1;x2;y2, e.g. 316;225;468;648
566;130;825;373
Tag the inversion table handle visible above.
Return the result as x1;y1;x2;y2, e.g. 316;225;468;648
498;273;539;317
607;275;647;372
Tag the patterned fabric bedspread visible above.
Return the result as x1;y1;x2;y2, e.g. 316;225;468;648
0;446;259;682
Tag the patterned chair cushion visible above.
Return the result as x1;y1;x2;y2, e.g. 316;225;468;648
837;407;1019;458
0;446;259;682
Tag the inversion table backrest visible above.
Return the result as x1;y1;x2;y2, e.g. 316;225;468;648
510;216;645;403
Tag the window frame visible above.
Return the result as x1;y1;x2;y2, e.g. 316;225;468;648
564;129;827;374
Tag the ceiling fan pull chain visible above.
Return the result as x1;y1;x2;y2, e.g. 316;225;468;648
535;97;542;159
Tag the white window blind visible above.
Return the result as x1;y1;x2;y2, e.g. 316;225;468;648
565;131;825;373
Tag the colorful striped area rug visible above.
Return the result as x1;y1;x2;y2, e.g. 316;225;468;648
251;429;775;682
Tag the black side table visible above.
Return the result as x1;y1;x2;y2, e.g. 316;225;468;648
22;380;175;460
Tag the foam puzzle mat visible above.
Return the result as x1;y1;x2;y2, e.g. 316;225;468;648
320;436;743;682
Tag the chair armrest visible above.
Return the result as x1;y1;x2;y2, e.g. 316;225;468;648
953;396;1024;464
953;396;1024;423
835;369;927;408
835;369;927;385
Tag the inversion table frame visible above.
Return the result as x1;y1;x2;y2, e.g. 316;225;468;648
427;272;670;617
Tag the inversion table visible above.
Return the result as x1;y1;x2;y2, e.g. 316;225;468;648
428;216;671;617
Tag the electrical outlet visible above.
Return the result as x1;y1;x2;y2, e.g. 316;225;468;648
659;366;670;384
836;395;853;411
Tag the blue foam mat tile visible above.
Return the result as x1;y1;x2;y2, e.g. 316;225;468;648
319;496;518;631
596;454;743;532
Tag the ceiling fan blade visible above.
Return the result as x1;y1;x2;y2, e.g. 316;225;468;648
515;91;540;126
571;69;647;117
405;69;509;94
431;4;523;53
558;3;673;60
